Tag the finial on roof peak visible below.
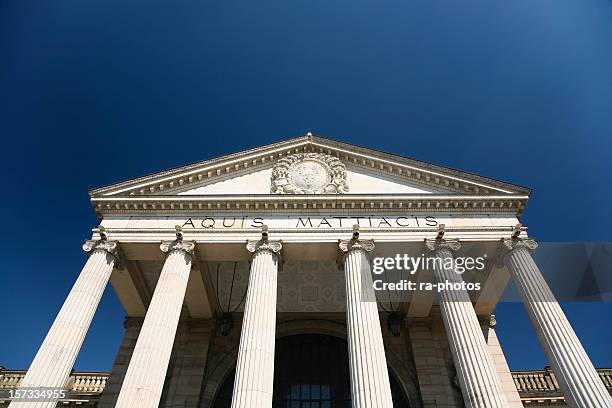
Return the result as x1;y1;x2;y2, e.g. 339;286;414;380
306;131;313;137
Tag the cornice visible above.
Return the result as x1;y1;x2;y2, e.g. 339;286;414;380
89;136;311;197
307;137;531;195
91;194;529;219
88;134;531;199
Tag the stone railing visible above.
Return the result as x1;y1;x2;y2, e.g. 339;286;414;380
0;370;107;394
512;367;612;396
512;368;561;393
1;367;611;406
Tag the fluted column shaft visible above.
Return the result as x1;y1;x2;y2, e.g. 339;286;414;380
504;238;612;408
426;239;509;408
114;240;195;408
9;240;118;408
339;238;393;408
230;238;281;408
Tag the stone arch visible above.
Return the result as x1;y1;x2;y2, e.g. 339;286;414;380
276;318;347;339
386;349;423;408
202;318;421;408
199;347;238;407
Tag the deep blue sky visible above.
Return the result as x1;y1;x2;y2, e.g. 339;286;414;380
1;0;611;372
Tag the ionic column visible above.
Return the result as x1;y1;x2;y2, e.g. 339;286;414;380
425;238;509;408
503;238;612;408
114;240;195;408
10;240;118;408
339;238;393;408
9;240;118;408
230;238;282;408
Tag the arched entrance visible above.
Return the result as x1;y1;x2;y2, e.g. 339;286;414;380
212;334;410;407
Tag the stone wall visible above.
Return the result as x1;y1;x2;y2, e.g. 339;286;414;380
409;308;463;408
98;317;215;408
95;312;528;408
160;319;215;408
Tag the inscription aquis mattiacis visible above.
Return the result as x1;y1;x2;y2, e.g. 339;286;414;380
180;215;439;230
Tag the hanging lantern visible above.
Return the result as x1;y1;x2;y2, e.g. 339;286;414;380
219;312;234;336
387;312;402;337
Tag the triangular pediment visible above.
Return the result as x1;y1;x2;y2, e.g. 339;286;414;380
91;134;529;197
89;134;531;218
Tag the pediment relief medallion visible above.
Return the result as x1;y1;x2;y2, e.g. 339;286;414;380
271;153;348;194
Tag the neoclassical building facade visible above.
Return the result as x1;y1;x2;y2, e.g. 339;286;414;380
4;135;611;408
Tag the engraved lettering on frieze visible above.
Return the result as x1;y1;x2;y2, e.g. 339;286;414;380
180;215;438;230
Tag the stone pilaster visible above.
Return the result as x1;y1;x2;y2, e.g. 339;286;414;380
339;238;394;408
9;240;118;408
97;317;143;408
503;238;612;408
481;317;524;408
230;238;281;408
425;238;509;408
114;240;195;408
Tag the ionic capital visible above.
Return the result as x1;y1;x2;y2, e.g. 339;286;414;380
496;237;538;267
424;238;461;254
502;237;538;252
338;238;375;254
82;239;120;263
160;240;196;257
246;238;283;255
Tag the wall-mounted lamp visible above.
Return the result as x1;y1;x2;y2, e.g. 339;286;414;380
437;223;446;238
175;225;183;240
261;224;269;239
98;225;107;241
352;224;360;239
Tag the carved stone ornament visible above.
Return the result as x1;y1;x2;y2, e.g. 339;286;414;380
502;237;538;252
424;238;461;253
82;240;119;262
246;238;283;255
338;238;375;254
496;237;538;267
160;240;196;257
271;153;348;194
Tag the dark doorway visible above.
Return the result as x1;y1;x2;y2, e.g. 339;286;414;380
212;334;410;408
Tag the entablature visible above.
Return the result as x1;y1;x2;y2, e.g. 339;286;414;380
91;194;529;219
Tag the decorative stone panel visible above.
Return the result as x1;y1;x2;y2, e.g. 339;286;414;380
271;153;348;194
